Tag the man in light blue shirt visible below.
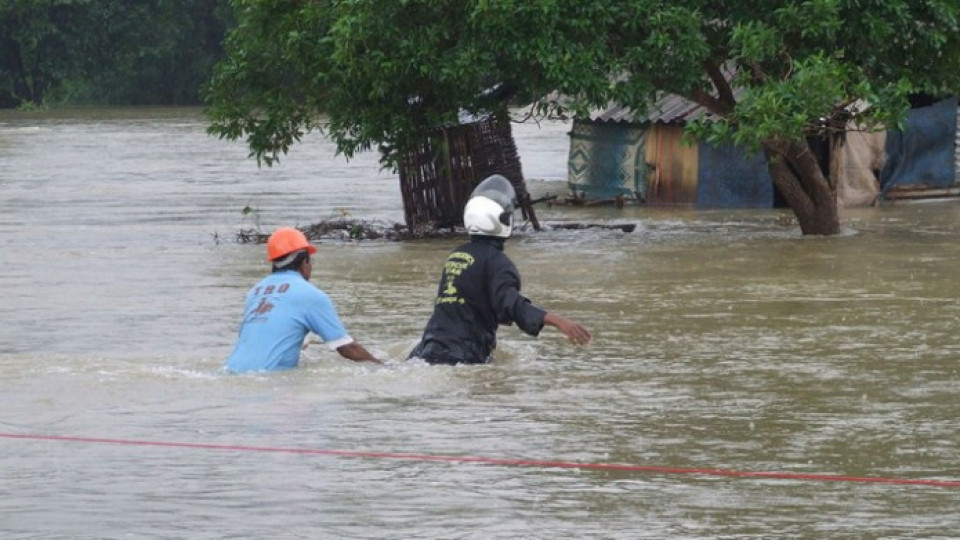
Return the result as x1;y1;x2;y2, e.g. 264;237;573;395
226;227;382;373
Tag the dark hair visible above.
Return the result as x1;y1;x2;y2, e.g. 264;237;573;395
271;250;310;273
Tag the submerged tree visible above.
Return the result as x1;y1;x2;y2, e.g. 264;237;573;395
206;0;960;235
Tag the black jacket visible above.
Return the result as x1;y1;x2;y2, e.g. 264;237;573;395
409;236;546;364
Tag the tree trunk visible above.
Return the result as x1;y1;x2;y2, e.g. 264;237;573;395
683;72;840;236
763;138;840;235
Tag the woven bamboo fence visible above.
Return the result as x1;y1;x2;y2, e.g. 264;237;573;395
398;113;539;232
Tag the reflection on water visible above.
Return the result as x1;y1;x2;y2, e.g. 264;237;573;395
1;108;959;538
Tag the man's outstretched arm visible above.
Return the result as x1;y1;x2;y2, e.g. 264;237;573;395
336;341;384;364
543;312;593;346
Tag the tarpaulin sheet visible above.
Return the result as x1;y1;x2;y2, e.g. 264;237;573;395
837;130;886;207
881;97;957;191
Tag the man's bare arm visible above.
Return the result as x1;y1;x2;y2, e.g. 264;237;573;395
336;341;384;364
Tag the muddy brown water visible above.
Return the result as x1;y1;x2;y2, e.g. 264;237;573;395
1;108;959;538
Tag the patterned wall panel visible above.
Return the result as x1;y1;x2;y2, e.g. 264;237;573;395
568;121;647;199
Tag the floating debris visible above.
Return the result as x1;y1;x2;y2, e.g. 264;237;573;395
227;217;636;246
233;218;462;245
542;222;637;233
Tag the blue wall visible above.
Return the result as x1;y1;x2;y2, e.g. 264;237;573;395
881;97;958;192
696;142;774;208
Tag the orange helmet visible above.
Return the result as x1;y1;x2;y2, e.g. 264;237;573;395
266;227;317;261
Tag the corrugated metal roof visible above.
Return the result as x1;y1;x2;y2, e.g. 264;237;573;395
586;64;741;124
589;94;715;124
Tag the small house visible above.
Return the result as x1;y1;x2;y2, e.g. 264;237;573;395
568;95;960;208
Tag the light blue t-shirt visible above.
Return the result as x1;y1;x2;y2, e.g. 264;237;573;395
226;270;353;373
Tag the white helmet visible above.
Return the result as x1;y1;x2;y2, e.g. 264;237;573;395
463;175;516;238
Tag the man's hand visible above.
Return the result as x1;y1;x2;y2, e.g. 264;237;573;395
544;313;593;346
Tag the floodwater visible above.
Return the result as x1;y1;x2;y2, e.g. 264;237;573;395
1;108;959;539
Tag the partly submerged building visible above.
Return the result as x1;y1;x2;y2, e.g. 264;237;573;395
567;95;960;208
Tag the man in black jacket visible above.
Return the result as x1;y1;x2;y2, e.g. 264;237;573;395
409;175;592;365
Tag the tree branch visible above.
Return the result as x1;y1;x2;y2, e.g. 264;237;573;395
689;88;733;116
705;60;735;108
747;61;766;85
686;60;736;117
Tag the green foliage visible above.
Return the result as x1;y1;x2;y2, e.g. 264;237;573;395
205;0;960;168
0;0;84;107
685;0;958;151
0;0;232;108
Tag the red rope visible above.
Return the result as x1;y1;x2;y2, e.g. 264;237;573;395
3;432;959;488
